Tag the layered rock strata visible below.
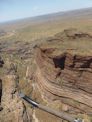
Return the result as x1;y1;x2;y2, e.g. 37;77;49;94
34;29;92;115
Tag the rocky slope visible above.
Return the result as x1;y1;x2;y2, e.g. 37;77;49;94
32;29;92;119
0;59;32;122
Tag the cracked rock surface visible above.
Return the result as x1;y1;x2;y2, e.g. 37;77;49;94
0;60;32;122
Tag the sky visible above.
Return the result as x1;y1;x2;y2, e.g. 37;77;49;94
0;0;92;22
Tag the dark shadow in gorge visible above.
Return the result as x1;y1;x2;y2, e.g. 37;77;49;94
0;79;2;103
53;56;66;70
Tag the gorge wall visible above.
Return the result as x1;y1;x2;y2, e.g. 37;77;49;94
0;59;32;122
33;29;92;116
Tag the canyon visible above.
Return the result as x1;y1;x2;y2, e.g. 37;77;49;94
0;29;92;122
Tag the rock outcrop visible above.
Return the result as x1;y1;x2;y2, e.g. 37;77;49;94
0;60;32;122
0;57;3;111
0;57;4;67
33;29;92;116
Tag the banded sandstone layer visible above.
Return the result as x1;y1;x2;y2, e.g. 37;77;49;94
34;29;92;115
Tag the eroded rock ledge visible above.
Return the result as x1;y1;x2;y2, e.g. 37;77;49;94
0;60;32;122
33;29;92;115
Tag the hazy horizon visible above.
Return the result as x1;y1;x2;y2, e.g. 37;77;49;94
0;7;91;24
1;0;92;23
